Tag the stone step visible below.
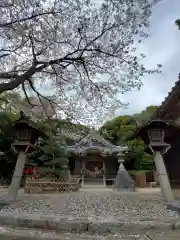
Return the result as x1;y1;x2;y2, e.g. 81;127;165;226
0;225;180;240
81;184;106;188
83;180;104;185
0;213;179;234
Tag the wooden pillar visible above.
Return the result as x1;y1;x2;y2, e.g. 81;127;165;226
81;160;85;187
103;161;106;187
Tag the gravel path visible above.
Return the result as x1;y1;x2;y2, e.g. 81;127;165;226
0;192;179;221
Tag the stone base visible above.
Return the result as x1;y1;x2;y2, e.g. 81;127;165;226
0;194;16;210
114;170;135;192
167;200;180;214
114;187;135;192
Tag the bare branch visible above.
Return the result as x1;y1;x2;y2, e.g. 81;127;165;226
0;64;37;94
0;11;56;28
22;83;34;107
0;53;10;59
29;34;37;64
0;72;18;79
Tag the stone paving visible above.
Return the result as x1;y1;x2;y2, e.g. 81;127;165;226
0;191;178;221
0;190;180;238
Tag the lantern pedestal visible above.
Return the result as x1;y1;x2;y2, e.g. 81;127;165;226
114;154;135;192
154;151;174;202
0;151;27;206
8;151;27;200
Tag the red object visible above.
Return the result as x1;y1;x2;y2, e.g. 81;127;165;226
24;167;31;174
24;167;37;176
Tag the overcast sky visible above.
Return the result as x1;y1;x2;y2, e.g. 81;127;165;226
117;0;180;116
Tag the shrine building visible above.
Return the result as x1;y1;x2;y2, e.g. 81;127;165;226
66;131;126;186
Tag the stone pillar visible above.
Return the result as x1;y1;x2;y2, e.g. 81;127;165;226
8;151;27;200
153;170;159;185
154;151;173;202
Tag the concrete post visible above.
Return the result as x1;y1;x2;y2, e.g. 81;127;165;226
154;151;174;202
8;151;27;200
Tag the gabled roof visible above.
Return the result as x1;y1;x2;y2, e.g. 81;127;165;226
69;131;117;148
67;131;124;155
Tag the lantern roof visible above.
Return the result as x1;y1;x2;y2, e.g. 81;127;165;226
133;118;180;144
11;111;45;153
13;110;38;129
135;119;169;136
12;111;46;138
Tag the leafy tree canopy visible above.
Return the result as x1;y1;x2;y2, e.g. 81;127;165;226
133;105;158;125
29;138;69;178
100;105;158;170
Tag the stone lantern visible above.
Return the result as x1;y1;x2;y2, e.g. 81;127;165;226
135;119;173;202
6;111;41;202
12;111;41;153
114;147;135;192
145;120;170;150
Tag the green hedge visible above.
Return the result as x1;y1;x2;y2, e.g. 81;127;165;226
128;170;152;175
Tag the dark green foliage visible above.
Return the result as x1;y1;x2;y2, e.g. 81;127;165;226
175;19;180;29
100;106;158;170
33;140;69;178
133;105;158;124
134;153;154;170
100;115;137;144
0;115;18;184
28;121;70;178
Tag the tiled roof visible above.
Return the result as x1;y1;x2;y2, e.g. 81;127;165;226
151;73;180;120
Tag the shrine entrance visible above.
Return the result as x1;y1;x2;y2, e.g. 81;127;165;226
83;155;105;185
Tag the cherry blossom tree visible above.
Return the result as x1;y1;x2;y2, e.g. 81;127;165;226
0;0;160;123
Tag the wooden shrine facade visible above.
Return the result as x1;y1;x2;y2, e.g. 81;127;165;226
66;132;125;186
